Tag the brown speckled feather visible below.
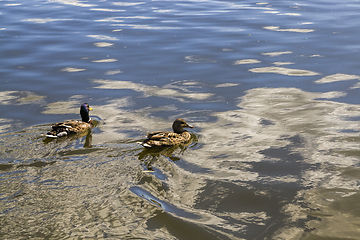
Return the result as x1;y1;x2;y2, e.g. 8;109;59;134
139;118;194;148
47;120;93;138
143;131;191;148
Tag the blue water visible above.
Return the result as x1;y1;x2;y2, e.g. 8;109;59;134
1;0;360;239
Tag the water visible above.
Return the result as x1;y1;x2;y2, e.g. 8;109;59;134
1;0;360;239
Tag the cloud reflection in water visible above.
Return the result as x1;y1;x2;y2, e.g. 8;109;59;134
249;66;320;76
178;86;360;238
1;85;360;239
93;79;213;101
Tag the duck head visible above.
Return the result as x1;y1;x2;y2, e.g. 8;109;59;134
172;118;194;133
80;103;93;122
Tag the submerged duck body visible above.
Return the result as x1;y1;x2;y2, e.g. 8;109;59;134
139;118;194;148
46;103;93;138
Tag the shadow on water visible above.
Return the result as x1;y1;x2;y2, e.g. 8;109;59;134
146;210;233;240
43;131;93;148
130;186;200;220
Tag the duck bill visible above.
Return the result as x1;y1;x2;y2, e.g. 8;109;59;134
186;124;194;128
88;107;93;111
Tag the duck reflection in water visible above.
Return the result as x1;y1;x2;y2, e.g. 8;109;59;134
137;119;196;170
43;130;94;148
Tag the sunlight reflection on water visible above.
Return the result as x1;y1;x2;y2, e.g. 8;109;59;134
1;0;360;239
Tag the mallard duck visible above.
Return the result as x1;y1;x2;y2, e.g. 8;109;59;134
46;103;94;138
139;118;194;148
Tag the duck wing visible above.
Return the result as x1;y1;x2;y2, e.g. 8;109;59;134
146;131;175;140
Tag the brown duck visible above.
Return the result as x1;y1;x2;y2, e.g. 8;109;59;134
139;118;194;148
46;103;94;138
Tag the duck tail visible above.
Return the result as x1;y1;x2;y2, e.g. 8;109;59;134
136;141;152;148
46;134;58;138
56;131;69;137
46;128;70;138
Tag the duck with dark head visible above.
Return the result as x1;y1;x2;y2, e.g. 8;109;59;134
46;103;94;138
138;118;194;148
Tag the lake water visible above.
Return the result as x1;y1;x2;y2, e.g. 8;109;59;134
1;0;360;239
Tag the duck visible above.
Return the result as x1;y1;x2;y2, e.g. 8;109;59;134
139;118;194;148
46;103;94;138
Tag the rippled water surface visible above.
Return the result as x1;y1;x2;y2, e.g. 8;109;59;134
1;0;360;239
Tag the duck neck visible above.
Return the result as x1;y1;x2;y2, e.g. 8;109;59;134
80;107;90;122
81;115;90;123
173;128;185;134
